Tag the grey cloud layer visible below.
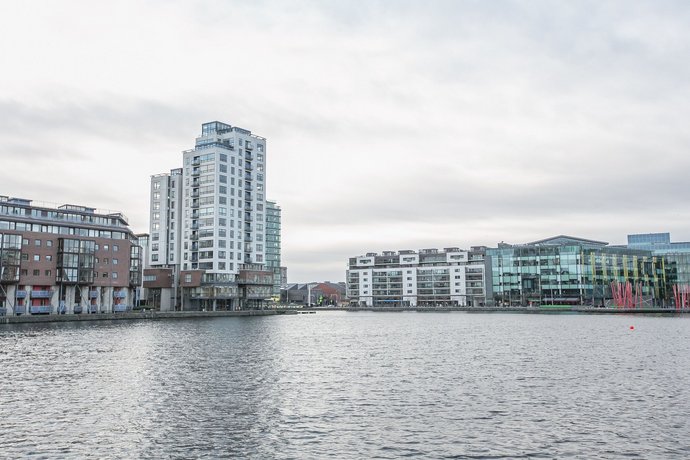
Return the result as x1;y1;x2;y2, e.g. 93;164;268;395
1;0;689;282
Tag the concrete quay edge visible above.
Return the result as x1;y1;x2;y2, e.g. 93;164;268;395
0;309;297;325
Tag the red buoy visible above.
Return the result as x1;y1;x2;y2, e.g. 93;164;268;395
630;325;635;330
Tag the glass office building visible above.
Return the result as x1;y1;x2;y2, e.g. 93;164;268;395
487;236;668;307
627;232;690;288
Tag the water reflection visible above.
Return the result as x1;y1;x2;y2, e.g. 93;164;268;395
1;313;690;458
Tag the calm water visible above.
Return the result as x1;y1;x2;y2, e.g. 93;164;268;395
1;312;690;459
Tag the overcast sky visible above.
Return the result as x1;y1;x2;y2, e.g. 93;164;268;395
1;0;689;283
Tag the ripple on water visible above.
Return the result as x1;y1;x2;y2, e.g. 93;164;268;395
1;313;690;458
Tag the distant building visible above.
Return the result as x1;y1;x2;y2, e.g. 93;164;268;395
265;200;282;298
626;232;690;290
280;266;288;289
146;121;274;310
282;281;346;306
486;235;668;307
0;195;142;315
346;247;487;307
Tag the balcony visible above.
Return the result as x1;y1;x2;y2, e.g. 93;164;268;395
244;204;252;211
30;290;52;299
192;158;201;167
191;200;199;208
113;304;131;313
113;291;127;299
245;153;253;161
245;143;253;150
89;290;99;298
190;234;199;241
191;168;200;176
191;190;200;198
191;222;199;230
244;164;253;171
14;305;26;314
244;174;252;181
29;305;52;314
15;290;27;299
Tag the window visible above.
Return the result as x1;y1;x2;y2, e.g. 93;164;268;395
153;181;161;190
35;239;41;246
112;272;118;279
22;238;28;246
33;255;40;261
46;240;53;247
33;269;40;276
185;274;192;283
21;269;27;276
113;244;118;252
103;273;108;278
104;244;109;250
46;255;52;261
104;258;109;264
45;270;51;276
113;259;118;265
21;253;28;261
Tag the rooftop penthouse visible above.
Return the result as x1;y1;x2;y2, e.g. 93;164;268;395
349;247;486;270
0;195;130;229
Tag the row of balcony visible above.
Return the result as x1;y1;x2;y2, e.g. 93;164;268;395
13;290;128;299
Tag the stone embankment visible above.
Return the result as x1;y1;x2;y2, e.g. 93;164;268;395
0;309;297;325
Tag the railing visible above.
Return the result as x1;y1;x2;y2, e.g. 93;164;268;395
113;291;127;299
113;304;131;313
89;290;99;298
29;305;53;314
30;290;52;298
14;305;26;314
15;290;27;298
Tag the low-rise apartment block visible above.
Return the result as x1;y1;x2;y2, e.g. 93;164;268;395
347;247;487;307
0;196;142;315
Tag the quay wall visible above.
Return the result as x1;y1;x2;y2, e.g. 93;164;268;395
0;310;295;325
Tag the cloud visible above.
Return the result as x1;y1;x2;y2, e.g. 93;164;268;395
1;0;689;283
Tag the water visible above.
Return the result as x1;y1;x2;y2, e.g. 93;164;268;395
1;312;690;459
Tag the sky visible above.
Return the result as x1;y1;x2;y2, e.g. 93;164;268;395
1;0;689;283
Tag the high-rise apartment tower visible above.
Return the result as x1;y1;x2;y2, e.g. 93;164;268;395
147;121;273;310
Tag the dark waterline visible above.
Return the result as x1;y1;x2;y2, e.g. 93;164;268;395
1;312;689;459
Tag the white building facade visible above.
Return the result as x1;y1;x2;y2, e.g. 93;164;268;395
347;247;487;307
148;121;272;310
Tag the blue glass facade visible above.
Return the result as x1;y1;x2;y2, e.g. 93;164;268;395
487;236;668;307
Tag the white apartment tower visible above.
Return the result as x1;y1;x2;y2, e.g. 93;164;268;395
148;121;272;310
